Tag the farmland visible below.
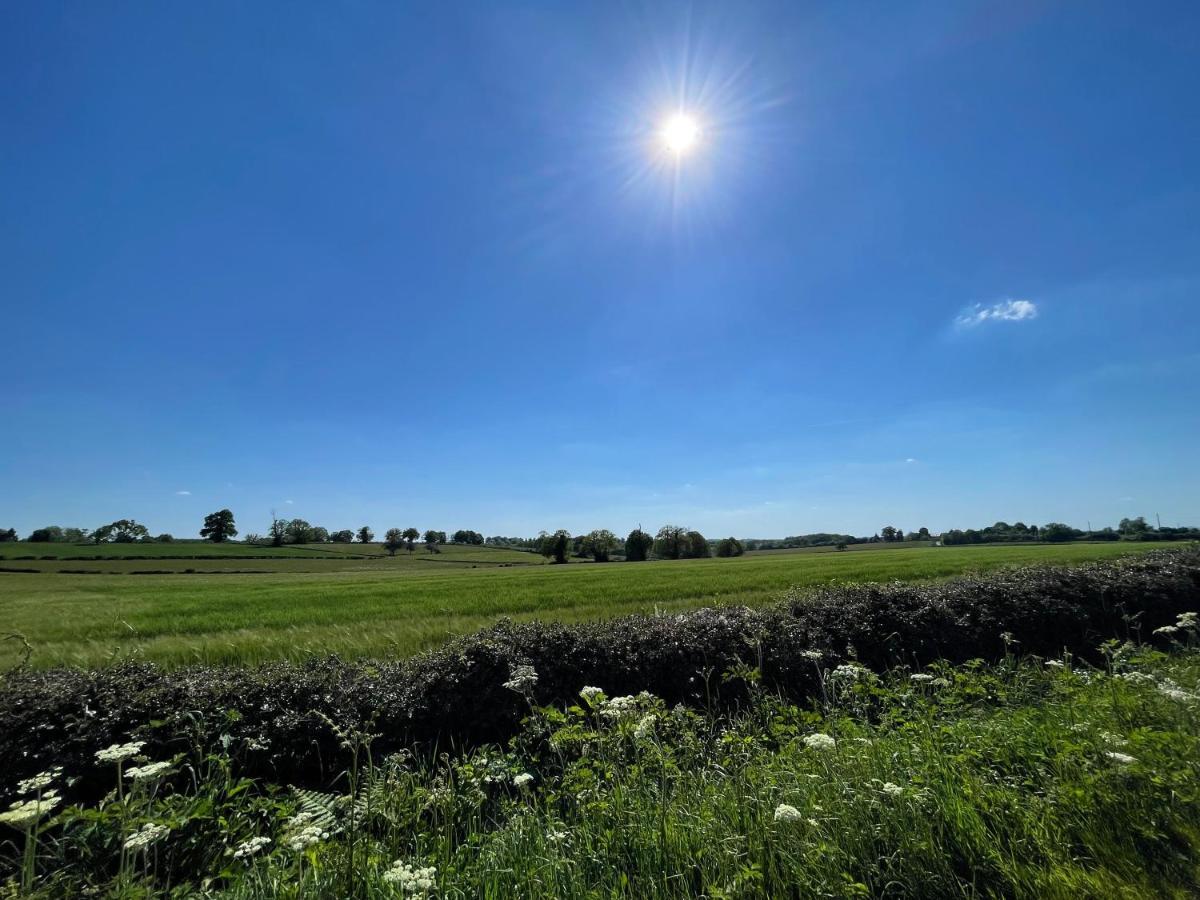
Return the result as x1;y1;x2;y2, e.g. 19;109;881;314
0;540;1166;670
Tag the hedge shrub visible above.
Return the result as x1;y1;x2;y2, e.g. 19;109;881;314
2;547;1197;800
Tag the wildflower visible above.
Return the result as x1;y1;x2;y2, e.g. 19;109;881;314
909;673;934;683
600;695;640;720
513;773;534;790
383;860;437;895
17;767;62;795
123;822;169;851
634;713;656;740
1045;660;1065;668
1157;679;1198;703
773;803;804;823
233;836;272;860
286;825;329;852
0;794;61;829
830;663;866;683
579;686;604;701
1000;631;1018;646
1106;751;1136;766
800;649;823;661
502;664;538;696
1099;731;1128;747
881;782;904;797
803;733;836;752
1119;671;1155;685
95;740;145;764
547;829;568;843
1153;625;1180;636
125;761;173;782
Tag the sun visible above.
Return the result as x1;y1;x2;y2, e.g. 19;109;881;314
662;113;700;155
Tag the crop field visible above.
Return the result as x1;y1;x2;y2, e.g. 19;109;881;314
0;541;1165;670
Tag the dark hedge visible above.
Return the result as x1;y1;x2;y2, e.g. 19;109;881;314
2;547;1197;799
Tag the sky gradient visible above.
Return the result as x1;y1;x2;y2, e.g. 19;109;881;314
2;1;1198;540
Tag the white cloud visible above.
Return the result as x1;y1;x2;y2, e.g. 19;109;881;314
285;499;294;504
174;490;191;496
956;299;1038;328
905;458;917;464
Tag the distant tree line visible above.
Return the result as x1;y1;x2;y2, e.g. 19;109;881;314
5;513;1197;558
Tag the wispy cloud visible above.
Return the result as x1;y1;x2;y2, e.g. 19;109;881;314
174;490;191;496
956;299;1038;328
285;499;294;505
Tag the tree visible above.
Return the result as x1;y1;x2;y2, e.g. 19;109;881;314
155;533;174;543
624;527;654;562
1041;522;1078;543
452;529;484;545
880;526;898;542
0;528;16;542
311;526;329;543
582;529;618;562
1118;516;1150;536
28;526;64;543
654;525;689;560
62;527;89;543
199;509;237;543
270;511;287;547
384;528;405;556
357;526;374;544
94;520;149;543
330;529;355;543
715;537;744;557
402;527;420;554
686;531;712;558
538;529;572;564
916;527;931;540
285;519;314;544
423;530;446;545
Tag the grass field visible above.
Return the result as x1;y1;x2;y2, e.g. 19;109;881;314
0;541;1167;670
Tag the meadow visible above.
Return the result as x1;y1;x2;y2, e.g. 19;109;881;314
0;541;1165;670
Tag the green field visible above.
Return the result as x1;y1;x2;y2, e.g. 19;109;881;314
0;541;1167;670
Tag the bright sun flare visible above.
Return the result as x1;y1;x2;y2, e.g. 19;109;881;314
662;113;700;154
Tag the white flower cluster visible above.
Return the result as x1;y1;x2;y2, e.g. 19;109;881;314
881;782;904;797
124;822;169;851
125;761;173;782
803;733;836;752
546;828;568;843
601;695;640;721
1155;611;1198;637
17;767;62;795
579;685;604;701
1106;751;1137;766
909;673;934;684
1157;678;1199;703
95;740;145;764
513;773;534;790
383;860;437;895
829;663;867;683
634;714;656;740
800;649;823;661
0;793;61;828
285;812;329;852
233;836;272;860
502;664;538;696
1119;671;1155;685
773;803;804;823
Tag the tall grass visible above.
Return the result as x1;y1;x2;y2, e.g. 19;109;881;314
4;623;1199;897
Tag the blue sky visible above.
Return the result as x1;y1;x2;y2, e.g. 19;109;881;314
2;1;1198;540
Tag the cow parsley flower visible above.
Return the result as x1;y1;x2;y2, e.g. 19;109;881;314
881;782;904;797
579;686;604;701
513;773;534;790
95;740;145;764
17;767;62;795
124;822;169;851
634;713;656;740
502;664;538;696
830;663;867;683
383;860;437;895
1157;679;1198;703
233;836;272;860
1106;751;1136;766
803;733;836;751
125;761;173;782
773;803;804;823
909;673;934;683
0;793;61;829
286;825;329;852
601;695;640;720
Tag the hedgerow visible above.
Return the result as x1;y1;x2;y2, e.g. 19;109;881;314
1;547;1197;800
